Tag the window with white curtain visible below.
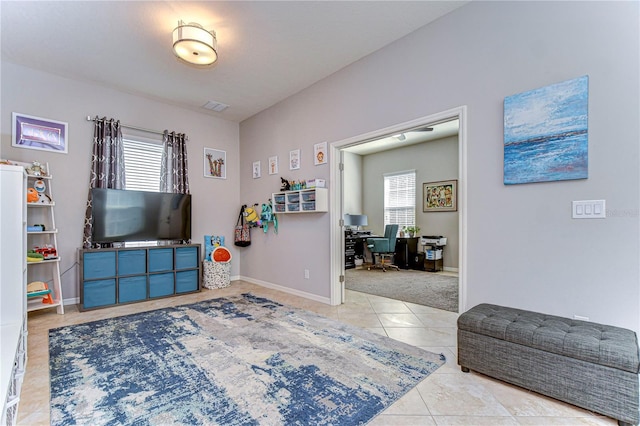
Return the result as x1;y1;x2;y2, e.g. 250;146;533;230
122;135;163;192
384;170;416;232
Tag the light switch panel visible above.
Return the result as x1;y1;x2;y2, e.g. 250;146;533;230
572;200;606;219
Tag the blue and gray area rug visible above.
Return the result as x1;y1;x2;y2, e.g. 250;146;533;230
49;293;444;425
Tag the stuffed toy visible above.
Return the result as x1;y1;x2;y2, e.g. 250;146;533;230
27;188;39;203
260;201;278;234
244;205;261;227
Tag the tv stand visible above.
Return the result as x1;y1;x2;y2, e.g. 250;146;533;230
78;244;201;311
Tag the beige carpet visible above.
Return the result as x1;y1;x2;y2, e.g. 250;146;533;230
345;268;458;312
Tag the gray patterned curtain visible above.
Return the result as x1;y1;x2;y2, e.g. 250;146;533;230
160;130;189;194
82;117;126;248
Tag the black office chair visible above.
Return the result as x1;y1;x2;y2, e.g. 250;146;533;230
366;224;400;271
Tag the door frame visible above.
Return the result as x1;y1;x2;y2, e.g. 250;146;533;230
329;106;468;312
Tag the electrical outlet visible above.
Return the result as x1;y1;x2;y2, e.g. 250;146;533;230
304;269;310;279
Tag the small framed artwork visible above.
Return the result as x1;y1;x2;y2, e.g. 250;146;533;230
314;142;327;165
289;149;300;170
204;148;226;179
268;156;279;175
423;180;457;212
253;161;261;179
12;112;68;154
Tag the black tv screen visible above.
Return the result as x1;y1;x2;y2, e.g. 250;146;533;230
91;188;191;243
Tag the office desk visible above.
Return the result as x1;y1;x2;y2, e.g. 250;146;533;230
345;232;377;268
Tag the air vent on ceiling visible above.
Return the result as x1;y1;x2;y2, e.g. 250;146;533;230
202;100;229;112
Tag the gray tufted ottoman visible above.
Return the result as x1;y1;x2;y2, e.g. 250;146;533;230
458;304;640;426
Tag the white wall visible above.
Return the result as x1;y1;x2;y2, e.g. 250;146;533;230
1;63;241;301
362;136;459;269
342;151;363;216
239;1;640;330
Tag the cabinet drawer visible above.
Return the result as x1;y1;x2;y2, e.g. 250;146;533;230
83;252;116;280
118;249;146;275
148;248;173;272
175;247;198;270
118;276;147;303
83;279;116;309
175;270;198;293
149;273;174;298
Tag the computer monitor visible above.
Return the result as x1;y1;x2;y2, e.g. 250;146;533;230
344;214;368;230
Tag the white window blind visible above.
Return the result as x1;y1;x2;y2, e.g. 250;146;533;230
384;170;416;231
122;137;163;192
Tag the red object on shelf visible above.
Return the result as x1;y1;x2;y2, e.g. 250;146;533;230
34;245;58;260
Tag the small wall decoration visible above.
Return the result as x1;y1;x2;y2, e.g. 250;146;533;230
504;75;588;185
289;149;300;170
12;112;68;154
314;142;327;165
423;180;457;212
253;161;261;179
204;148;226;179
268;156;279;175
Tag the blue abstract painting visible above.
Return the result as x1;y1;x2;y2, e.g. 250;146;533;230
504;76;588;185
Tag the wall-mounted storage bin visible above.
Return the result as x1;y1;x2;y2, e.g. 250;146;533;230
272;188;328;213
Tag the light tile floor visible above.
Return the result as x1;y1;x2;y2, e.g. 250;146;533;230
18;281;616;425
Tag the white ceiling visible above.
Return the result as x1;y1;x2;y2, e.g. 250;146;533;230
1;1;468;123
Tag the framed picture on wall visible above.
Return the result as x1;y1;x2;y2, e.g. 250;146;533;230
12;112;68;154
423;180;457;212
253;161;261;179
314;142;327;165
268;156;278;175
204;148;226;179
289;149;300;170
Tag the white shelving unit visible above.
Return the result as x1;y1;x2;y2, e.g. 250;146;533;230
16;161;64;314
0;164;28;425
272;188;328;213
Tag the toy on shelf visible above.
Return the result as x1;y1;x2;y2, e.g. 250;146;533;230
27;187;53;204
33;245;58;260
25;161;47;177
27;250;44;262
27;281;54;304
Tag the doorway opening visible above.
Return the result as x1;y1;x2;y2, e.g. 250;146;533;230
329;106;467;313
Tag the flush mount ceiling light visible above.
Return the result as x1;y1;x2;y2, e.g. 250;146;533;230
172;20;217;66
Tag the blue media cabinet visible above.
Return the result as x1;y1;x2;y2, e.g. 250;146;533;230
79;244;201;311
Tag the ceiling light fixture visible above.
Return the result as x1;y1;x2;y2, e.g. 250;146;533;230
172;20;217;66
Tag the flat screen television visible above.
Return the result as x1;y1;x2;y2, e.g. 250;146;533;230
91;188;191;244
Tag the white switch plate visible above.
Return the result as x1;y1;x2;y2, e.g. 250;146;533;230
572;200;606;219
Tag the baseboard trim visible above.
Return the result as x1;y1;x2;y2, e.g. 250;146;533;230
443;266;459;273
237;275;331;305
64;275;323;306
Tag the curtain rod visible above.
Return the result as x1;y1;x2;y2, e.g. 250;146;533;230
86;116;188;140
